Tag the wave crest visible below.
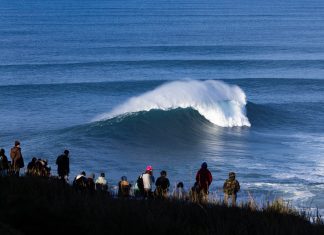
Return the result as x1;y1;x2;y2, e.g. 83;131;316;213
94;80;251;127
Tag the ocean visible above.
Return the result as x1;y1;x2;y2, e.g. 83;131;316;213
1;0;324;210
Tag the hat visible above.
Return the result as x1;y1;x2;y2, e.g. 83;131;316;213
146;165;153;171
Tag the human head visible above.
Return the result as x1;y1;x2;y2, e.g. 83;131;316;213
201;162;207;169
121;176;127;181
32;157;37;162
229;172;236;180
0;148;4;155
100;172;105;177
64;149;69;156
177;182;184;188
81;171;86;176
15;140;20;147
160;170;167;176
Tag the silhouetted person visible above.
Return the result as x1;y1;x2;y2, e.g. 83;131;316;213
118;176;131;198
87;173;96;194
195;162;212;202
95;172;108;193
172;182;188;200
56;150;70;182
73;171;87;192
155;170;170;199
10;141;24;177
27;157;37;176
0;148;9;177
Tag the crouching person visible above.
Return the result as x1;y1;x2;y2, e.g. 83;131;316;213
223;172;240;206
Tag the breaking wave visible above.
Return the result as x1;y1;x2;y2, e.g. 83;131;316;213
94;80;250;127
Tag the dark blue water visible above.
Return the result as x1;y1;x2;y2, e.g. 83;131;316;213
1;0;324;210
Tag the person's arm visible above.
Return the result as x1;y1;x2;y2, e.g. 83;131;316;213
208;171;213;185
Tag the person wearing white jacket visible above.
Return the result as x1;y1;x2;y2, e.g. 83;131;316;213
142;165;155;198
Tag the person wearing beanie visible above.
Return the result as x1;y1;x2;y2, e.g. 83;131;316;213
142;165;155;198
195;162;213;202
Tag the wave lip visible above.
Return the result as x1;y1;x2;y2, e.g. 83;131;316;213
94;80;251;127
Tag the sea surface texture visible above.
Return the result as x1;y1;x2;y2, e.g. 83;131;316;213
1;0;324;210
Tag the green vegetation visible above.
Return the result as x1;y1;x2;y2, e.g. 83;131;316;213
0;177;323;235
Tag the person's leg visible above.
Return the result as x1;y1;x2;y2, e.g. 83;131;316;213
232;193;237;207
224;193;229;206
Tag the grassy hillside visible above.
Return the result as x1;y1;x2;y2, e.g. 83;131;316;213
0;177;323;235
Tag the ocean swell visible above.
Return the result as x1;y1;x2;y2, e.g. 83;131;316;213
94;80;250;127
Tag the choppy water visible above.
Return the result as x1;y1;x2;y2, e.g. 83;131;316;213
1;0;324;210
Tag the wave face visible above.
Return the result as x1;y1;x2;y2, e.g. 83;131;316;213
94;80;250;127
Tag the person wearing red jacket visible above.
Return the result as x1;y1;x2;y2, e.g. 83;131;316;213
195;162;212;202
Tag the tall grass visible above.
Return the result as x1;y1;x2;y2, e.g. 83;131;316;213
0;177;323;235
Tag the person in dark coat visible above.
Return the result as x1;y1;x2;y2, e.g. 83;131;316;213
195;162;213;202
155;170;170;199
0;148;9;177
10;141;24;177
56;149;70;182
26;157;37;176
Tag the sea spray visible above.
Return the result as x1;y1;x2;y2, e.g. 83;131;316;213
94;80;251;127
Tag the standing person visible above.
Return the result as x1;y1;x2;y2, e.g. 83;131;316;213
0;148;9;177
26;157;37;176
10;141;24;177
195;162;212;202
142;165;155;198
118;176;131;198
223;172;240;207
56;149;70;182
95;172;108;193
172;182;188;200
87;173;96;194
155;170;170;199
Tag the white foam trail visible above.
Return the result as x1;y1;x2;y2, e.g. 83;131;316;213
94;80;251;127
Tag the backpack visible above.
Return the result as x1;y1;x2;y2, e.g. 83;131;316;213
223;179;240;194
136;175;144;192
120;180;130;196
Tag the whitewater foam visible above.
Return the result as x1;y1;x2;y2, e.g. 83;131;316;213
94;80;251;127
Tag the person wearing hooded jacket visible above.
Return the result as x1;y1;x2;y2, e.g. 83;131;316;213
10;141;24;176
195;162;212;202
